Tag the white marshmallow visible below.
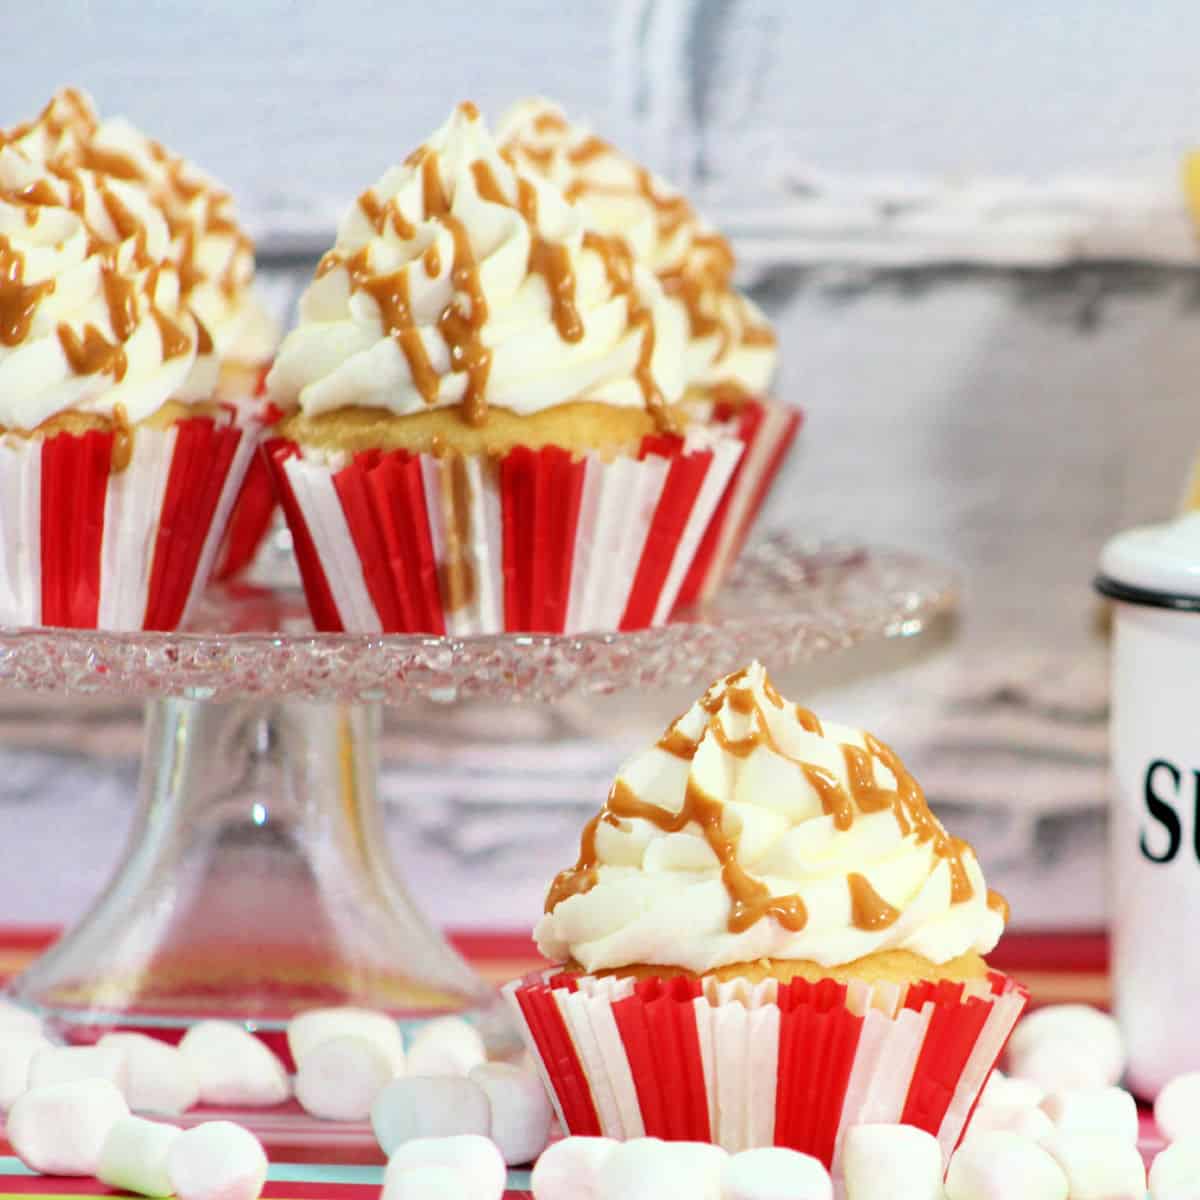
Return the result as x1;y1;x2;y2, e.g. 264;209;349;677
469;1062;553;1165
29;1044;127;1092
1041;1086;1139;1142
1150;1141;1200;1200
1156;1072;1200;1144
1006;1006;1125;1091
945;1131;1067;1200
167;1121;269;1200
296;1034;395;1122
178;1021;290;1107
385;1134;506;1200
596;1138;725;1200
97;1115;181;1197
721;1146;833;1199
406;1017;487;1077
382;1164;478;1200
99;1033;199;1116
842;1124;944;1200
0;999;42;1037
962;1102;1055;1143
977;1070;1045;1110
1042;1132;1146;1200
288;1007;405;1074
372;1076;491;1154
0;1031;51;1109
7;1078;129;1175
530;1136;617;1200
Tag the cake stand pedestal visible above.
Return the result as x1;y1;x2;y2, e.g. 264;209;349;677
0;536;956;1042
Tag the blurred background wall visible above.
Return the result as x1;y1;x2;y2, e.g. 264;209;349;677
2;0;1199;936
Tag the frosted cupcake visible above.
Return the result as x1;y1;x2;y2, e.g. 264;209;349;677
499;99;801;608
16;87;280;580
507;662;1025;1168
264;102;744;635
0;91;253;630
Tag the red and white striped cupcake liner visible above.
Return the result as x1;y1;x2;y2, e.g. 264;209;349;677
674;398;803;611
505;968;1027;1171
0;412;254;631
265;430;743;635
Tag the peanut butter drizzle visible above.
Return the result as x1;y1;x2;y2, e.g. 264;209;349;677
436;453;476;612
987;889;1011;923
847;872;901;931
101;269;138;341
795;705;824;734
194;315;213;355
358;188;415;240
151;307;192;360
79;142;142;182
57;323;127;382
109;402;134;474
423;243;441;276
546;667;998;935
0;237;55;346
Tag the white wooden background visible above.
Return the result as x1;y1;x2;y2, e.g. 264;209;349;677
3;0;1200;933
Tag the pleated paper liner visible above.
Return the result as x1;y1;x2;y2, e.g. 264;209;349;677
505;968;1027;1171
265;430;743;635
674;399;803;610
214;366;277;581
0;411;254;631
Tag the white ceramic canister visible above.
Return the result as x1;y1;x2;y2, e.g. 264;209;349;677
1097;512;1200;1098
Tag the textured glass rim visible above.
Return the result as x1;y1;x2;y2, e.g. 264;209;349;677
0;536;958;702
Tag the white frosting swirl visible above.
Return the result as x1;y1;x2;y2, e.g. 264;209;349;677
536;662;1005;974
7;89;274;367
499;98;776;398
0;120;212;429
266;102;686;425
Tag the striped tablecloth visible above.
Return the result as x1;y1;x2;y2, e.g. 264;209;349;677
0;926;1122;1197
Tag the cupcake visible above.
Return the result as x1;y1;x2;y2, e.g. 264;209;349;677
19;89;281;581
264;102;744;635
0;90;253;630
506;662;1025;1169
498;99;802;609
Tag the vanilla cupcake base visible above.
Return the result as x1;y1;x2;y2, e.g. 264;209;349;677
506;964;1026;1170
266;425;743;636
0;403;254;630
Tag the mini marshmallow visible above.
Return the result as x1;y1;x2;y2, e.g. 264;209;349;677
1155;1071;1200;1144
296;1034;394;1122
1150;1141;1200;1200
288;1007;405;1074
962;1102;1055;1143
29;1044;127;1092
721;1146;833;1200
842;1124;944;1200
0;999;42;1037
0;1031;51;1109
530;1137;617;1200
382;1164;477;1200
7;1078;129;1175
596;1138;725;1200
99;1033;199;1116
97;1115;181;1197
977;1070;1045;1110
406;1017;487;1077
167;1121;268;1200
469;1062;553;1165
945;1131;1067;1200
1042;1132;1146;1200
1041;1086;1138;1142
385;1134;506;1200
1006;1005;1124;1091
372;1076;491;1154
178;1021;289;1107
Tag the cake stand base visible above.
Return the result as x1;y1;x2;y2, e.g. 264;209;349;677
8;697;493;1044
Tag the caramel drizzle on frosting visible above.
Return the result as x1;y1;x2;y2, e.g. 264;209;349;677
501;114;773;387
318;104;672;428
545;667;1000;934
0;236;55;346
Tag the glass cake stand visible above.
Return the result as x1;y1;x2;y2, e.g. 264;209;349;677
0;535;956;1044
